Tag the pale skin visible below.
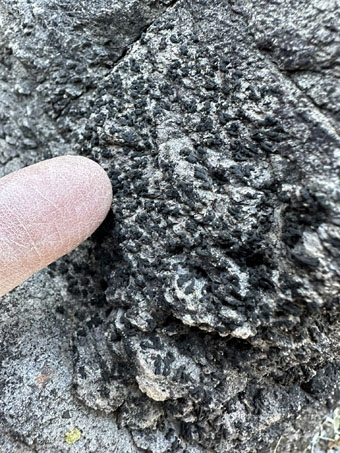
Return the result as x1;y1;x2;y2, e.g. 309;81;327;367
0;156;113;297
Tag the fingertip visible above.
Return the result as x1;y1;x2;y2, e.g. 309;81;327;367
54;155;113;214
0;155;113;297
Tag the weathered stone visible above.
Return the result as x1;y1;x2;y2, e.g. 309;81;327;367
0;0;339;452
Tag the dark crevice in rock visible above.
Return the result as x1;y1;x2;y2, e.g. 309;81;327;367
256;46;340;137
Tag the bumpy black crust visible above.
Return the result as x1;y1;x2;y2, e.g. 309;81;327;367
0;0;339;452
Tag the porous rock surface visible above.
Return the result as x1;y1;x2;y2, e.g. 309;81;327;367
0;0;339;452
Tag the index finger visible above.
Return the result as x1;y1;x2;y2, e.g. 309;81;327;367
0;156;112;297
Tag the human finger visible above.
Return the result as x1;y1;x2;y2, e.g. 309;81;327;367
0;155;112;297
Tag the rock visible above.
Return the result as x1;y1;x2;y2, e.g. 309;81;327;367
0;0;339;452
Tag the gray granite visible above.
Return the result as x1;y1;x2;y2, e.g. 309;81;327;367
0;0;339;451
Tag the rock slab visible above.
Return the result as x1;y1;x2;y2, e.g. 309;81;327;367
0;0;339;451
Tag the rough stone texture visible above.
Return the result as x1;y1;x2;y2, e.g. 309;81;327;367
0;0;339;452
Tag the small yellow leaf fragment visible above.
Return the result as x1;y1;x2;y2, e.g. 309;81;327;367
65;427;81;445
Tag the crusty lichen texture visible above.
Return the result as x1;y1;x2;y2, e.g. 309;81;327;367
0;0;339;452
65;427;82;445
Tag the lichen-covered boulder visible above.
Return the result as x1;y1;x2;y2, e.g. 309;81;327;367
0;0;339;452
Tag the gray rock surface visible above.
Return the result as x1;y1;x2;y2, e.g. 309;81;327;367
0;0;339;451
